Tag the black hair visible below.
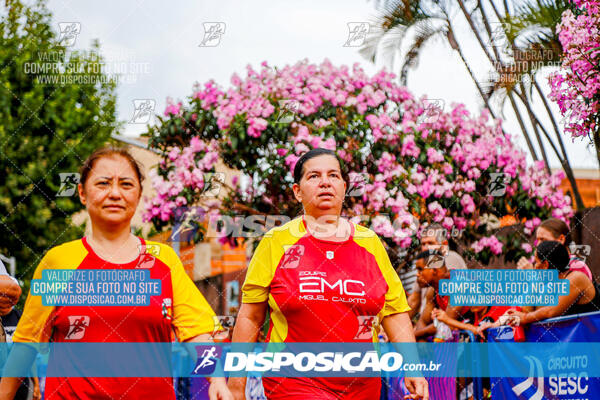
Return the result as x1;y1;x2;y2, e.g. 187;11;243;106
536;240;570;272
293;148;348;185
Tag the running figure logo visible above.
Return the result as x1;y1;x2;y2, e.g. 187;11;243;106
65;316;90;340
487;172;510;197
192;345;222;375
281;244;304;269
274;100;299;124
57;173;80;197
199;23;226;47
58;22;81;47
344;22;370;47
354;316;378;340
130;99;156;124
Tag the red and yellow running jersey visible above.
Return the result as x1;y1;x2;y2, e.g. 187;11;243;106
242;217;410;399
14;237;217;400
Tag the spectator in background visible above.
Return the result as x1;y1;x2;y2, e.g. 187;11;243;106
407;224;466;320
411;250;459;400
507;241;600;324
518;218;593;280
413;251;467;340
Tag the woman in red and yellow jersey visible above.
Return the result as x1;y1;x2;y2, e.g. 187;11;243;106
228;148;428;400
0;147;232;400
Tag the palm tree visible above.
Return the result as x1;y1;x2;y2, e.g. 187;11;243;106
363;0;584;209
473;0;584;209
359;0;499;117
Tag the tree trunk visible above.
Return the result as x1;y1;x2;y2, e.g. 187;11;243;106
508;92;539;160
519;81;551;174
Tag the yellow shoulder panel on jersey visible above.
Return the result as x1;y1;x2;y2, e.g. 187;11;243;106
14;240;88;343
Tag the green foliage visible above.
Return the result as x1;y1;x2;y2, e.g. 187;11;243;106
0;0;117;288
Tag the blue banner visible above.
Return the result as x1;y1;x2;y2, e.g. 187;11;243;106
2;341;600;379
489;311;600;400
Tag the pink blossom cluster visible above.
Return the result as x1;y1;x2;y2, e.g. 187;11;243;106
164;97;182;116
143;138;221;222
191;60;415;140
148;60;574;256
548;0;600;139
523;217;542;236
471;235;504;255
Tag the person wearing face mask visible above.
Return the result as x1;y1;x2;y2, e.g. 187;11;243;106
227;148;428;400
0;147;231;400
517;218;593;280
507;240;600;323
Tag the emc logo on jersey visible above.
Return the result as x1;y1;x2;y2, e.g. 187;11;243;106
192;345;223;375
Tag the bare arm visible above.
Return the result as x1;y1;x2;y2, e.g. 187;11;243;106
382;313;429;399
407;287;421;320
432;307;477;335
526;273;591;323
509;272;593;324
0;343;36;400
414;287;436;338
227;302;268;400
0;377;23;399
0;276;20;315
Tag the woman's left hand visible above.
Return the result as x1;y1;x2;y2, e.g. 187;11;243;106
504;310;526;326
404;376;429;399
208;377;234;400
431;308;447;323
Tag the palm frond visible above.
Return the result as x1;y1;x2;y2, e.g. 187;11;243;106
361;0;450;79
399;19;449;84
503;0;567;58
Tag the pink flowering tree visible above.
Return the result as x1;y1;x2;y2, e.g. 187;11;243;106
549;0;600;164
144;60;573;266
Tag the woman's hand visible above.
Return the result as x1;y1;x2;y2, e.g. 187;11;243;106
476;321;495;336
517;257;534;270
208;377;234;400
430;308;447;323
32;379;41;400
504;310;526;326
404;377;429;399
469;326;484;338
227;378;246;400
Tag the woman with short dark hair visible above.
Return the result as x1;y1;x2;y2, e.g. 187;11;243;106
228;148;428;400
